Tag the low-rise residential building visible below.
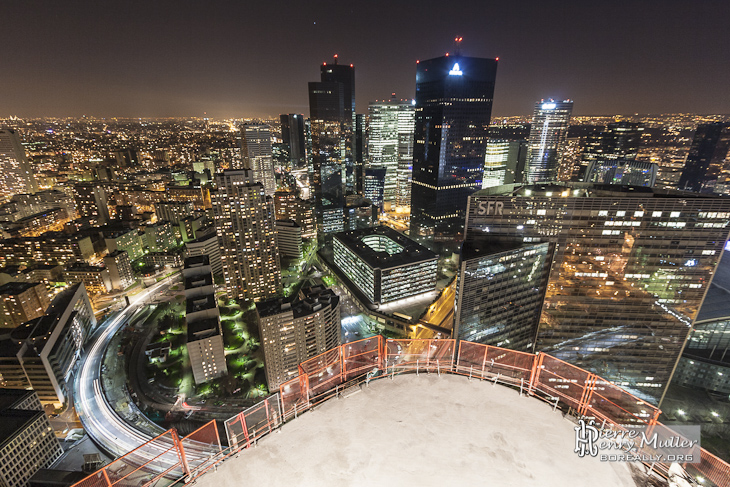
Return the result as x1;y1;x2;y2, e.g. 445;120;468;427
63;263;112;295
0;232;94;267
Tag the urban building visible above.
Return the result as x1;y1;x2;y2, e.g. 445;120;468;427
103;228;144;261
309;57;356;234
185;232;223;276
0;282;50;329
6;207;70;237
410;54;498;248
9;283;96;406
343;201;379;232
183;256;227;384
7;190;75;221
0;232;94;267
0;390;62;487
256;285;340;390
482;139;528;188
212;170;281;301
143;250;184;269
103;250;134;290
576;122;644;181
275;220;302;259
62;264;111;295
144;221;179;252
280;114;307;170
466;183;730;404
363;167;386;211
584;159;658;187
72;182;110;225
274;191;316;239
355;113;366;195
240;124;277;197
332;226;437;306
367;95;415;211
454;240;552;350
0;128;38;201
677;122;730;193
524;100;573;183
154;201;195;225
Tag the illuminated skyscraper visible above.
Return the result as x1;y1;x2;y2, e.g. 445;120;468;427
240;124;277;197
579;122;647;185
482;139;527;188
677;122;730;193
466;183;730;404
524;100;573;183
0;128;38;201
280;114;306;170
367;94;415;211
308;57;356;237
212;170;281;301
410;54;498;249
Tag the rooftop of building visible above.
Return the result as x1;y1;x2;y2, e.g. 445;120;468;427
10;283;83;343
333;225;437;269
0;409;46;449
185;272;213;290
460;239;533;261
187;231;218;245
0;281;43;296
105;250;128;259
187;317;221;342
472;182;730;199
256;285;339;320
64;263;106;273
0;389;37;411
184;255;210;268
275;219;300;228
193;374;637;487
186;293;217;315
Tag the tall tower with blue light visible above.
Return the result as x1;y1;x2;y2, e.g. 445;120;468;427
409;49;498;251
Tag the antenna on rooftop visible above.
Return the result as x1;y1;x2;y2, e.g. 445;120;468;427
454;37;463;56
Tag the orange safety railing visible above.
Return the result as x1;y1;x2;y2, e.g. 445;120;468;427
73;338;730;487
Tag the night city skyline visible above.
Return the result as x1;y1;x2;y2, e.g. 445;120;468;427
2;0;730;118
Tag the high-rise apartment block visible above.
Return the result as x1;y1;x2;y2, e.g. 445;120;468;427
524;100;573;183
154;201;195;225
273;191;316;239
62;263;112;295
367;95;415;211
0;129;38;202
256;285;340;391
184;232;223;276
0;282;50;329
72;182;110;225
275;220;302;259
212;170;281;301
183;256;227;384
466;183;730;404
103;250;135;290
410;55;498;247
0;390;62;487
677;122;730;193
8;283;96;406
240;124;277;197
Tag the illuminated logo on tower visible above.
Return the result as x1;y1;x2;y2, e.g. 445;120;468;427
448;63;463;76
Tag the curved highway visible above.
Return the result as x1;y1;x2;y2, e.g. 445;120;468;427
74;275;183;460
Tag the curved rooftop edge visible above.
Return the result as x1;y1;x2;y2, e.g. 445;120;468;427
71;338;730;487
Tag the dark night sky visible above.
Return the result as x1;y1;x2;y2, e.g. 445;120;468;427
2;0;729;118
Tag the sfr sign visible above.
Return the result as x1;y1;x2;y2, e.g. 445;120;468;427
476;200;504;216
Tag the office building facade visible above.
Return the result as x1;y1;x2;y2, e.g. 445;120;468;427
466;183;730;404
482;139;528;188
280;114;307;170
410;55;498;247
332;226;437;305
240;124;277;197
212;170;281;301
677;122;730;193
454;240;553;351
524;100;573;183
367;95;415;211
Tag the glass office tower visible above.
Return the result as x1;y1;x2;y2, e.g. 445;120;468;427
367;94;415;211
524;100;573;183
677;122;730;194
410;55;498;250
466;183;730;404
